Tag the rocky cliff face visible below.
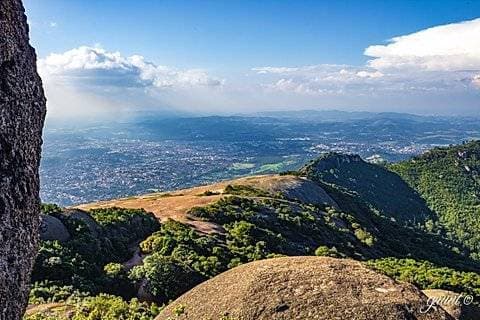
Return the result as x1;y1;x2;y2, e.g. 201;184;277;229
0;0;46;319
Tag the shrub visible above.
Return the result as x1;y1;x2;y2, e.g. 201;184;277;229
129;254;204;304
25;294;160;320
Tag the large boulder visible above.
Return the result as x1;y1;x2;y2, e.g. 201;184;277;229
422;289;480;320
39;214;70;242
0;0;46;318
62;209;100;235
157;256;453;320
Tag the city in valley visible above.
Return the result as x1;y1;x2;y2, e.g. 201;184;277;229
41;111;480;206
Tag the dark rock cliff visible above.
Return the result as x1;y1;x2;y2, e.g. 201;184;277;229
0;0;46;319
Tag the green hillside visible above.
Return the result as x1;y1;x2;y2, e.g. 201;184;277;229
390;140;480;258
28;144;480;319
299;152;436;227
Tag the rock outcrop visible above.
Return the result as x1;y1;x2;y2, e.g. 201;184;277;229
422;289;480;320
157;256;453;320
63;209;101;235
39;214;70;242
0;0;47;319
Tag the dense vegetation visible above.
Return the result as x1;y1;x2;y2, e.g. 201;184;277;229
367;258;480;298
24;294;160;320
390;141;480;258
31;206;160;306
131;191;478;304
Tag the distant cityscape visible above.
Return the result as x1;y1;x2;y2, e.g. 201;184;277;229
40;111;480;206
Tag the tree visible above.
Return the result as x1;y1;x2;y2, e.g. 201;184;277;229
129;254;204;304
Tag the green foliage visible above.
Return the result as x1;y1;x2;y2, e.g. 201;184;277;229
198;190;220;196
314;245;343;258
223;184;270;197
103;263;133;297
24;294;160;320
189;196;372;259
129;254;204;304
104;263;124;277
133;191;480;308
135;196;385;300
367;257;480;298
298;152;480;272
31;207;160;303
279;170;301;176
139;220;228;278
300;152;436;227
32;142;480;319
320;181;478;272
224;221;270;263
390;140;480;256
41;203;63;215
353;228;375;246
172;304;186;316
29;281;88;305
89;207;160;261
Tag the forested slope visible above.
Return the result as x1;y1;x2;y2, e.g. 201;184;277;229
390;141;480;258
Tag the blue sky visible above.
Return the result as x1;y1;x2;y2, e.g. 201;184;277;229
24;0;480;117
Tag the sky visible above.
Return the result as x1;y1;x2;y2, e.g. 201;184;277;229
24;0;480;119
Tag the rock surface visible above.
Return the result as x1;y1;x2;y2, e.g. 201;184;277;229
63;209;101;235
157;256;453;320
422;289;480;320
39;214;70;242
0;0;46;319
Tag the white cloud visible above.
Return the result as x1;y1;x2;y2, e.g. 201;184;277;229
39;46;222;89
252;67;299;74
39;18;480;118
49;21;57;28
256;65;388;96
252;18;480;111
356;70;383;78
38;46;225;119
365;18;480;71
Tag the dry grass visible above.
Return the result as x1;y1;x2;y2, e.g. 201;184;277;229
73;175;317;234
25;303;73;317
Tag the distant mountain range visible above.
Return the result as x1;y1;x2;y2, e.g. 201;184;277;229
253;109;437;122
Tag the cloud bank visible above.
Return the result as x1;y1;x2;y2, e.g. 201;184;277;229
39;46;222;89
252;18;480;114
365;18;480;72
